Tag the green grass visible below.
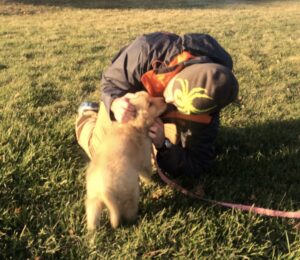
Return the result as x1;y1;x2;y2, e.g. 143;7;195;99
0;0;300;258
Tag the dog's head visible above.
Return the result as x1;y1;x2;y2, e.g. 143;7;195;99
129;91;167;128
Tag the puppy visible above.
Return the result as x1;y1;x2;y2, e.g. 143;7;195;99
85;91;167;230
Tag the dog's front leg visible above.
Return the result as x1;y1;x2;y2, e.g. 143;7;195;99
139;146;153;183
139;162;153;183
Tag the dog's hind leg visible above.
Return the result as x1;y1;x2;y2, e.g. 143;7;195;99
122;189;139;224
85;197;104;231
123;201;138;224
103;193;121;229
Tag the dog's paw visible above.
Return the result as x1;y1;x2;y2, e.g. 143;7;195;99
140;176;151;185
139;171;153;185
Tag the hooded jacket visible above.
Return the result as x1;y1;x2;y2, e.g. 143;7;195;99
100;32;234;177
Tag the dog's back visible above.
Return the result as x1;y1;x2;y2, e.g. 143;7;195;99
85;91;167;230
86;124;151;229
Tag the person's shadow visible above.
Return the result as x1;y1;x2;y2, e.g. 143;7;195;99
143;118;300;215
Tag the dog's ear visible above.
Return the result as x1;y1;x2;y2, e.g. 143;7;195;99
128;92;149;109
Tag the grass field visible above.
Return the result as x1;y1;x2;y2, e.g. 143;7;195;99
0;0;300;258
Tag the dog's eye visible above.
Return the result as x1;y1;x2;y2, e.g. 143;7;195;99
148;101;153;107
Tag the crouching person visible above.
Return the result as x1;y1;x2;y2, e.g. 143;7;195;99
76;32;239;179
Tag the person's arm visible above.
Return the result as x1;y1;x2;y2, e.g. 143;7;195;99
101;36;148;120
101;32;182;120
156;114;220;178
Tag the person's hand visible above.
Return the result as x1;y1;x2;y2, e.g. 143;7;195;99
111;93;136;123
149;118;165;148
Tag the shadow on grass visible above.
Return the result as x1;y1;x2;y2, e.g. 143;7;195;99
1;115;299;258
6;0;279;9
146;118;300;216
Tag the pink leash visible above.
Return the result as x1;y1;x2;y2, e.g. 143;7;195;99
153;152;300;218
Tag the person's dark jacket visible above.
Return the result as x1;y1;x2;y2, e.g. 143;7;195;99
100;32;234;177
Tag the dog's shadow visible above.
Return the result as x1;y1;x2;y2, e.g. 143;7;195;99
141;119;300;217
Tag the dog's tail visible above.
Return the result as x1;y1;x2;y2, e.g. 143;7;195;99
103;192;121;229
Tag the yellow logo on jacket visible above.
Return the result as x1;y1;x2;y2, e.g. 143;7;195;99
174;78;216;114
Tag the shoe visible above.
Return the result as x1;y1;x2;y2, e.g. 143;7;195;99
78;102;99;116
